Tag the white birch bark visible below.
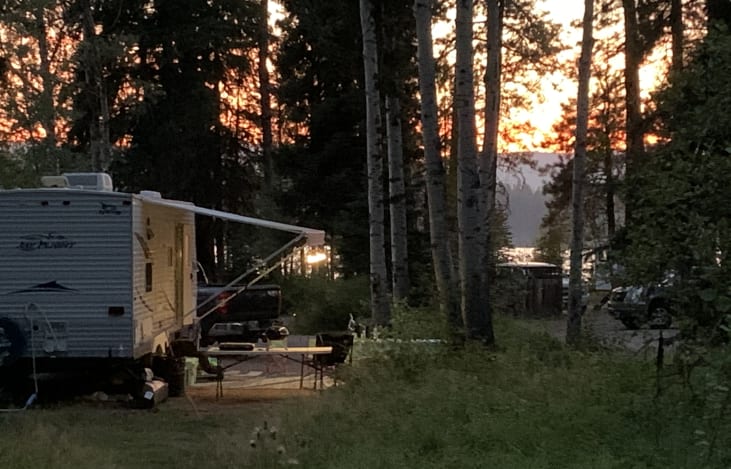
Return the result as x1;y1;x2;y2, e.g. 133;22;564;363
455;0;488;341
567;0;595;344
478;0;503;345
386;95;410;301
359;0;391;325
414;0;461;333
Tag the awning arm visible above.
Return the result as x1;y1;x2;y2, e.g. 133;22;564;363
192;233;306;321
137;194;325;247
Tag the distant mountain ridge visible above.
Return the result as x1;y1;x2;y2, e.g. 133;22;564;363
497;152;562;247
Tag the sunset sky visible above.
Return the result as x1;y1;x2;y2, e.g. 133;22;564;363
530;0;583;151
517;0;668;153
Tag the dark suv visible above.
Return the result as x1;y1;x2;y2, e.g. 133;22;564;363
608;282;673;329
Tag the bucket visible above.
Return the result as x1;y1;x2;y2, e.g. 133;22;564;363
184;357;199;386
166;358;187;397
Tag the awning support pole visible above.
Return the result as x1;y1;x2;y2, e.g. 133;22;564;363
193;233;306;321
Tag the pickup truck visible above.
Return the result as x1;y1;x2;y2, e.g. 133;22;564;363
196;283;282;346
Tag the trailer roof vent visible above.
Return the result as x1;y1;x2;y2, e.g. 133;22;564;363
139;190;162;199
63;173;113;192
40;175;70;188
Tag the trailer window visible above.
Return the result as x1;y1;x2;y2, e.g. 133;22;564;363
145;262;153;292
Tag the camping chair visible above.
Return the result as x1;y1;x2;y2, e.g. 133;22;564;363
314;332;354;386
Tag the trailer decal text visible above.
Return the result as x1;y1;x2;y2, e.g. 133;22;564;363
17;233;76;251
99;202;122;215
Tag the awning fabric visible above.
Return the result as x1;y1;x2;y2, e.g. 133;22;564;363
137;193;325;246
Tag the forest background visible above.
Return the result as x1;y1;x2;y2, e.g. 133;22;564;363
1;0;731;347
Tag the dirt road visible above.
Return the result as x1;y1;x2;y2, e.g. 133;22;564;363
524;301;680;360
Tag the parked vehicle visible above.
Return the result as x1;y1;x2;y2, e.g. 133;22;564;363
608;281;673;329
201;322;288;346
196;283;283;346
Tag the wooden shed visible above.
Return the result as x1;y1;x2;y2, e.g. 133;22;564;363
495;262;563;317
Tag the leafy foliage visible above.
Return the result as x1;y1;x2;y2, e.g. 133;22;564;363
386;301;449;340
280;276;370;334
620;27;731;340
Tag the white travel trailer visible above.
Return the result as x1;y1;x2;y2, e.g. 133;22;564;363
0;176;197;370
0;173;324;397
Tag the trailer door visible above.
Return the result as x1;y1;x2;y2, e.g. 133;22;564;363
174;223;187;325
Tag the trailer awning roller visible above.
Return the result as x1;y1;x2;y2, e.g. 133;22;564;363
137;194;325;246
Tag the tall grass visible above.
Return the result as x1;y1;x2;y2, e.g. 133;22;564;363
1;317;728;468
268;318;728;468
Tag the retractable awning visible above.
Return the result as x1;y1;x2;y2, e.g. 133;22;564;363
136;192;325;246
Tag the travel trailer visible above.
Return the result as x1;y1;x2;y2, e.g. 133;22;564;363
0;173;324;399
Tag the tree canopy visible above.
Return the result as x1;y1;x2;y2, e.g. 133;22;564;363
620;24;731;335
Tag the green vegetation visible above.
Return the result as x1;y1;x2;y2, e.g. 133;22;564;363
618;26;731;342
280;276;370;334
283;321;730;469
2;317;728;469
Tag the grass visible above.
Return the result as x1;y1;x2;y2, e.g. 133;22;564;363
1;317;729;469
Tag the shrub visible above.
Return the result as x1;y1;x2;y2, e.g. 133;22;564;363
386;301;449;341
279;276;369;334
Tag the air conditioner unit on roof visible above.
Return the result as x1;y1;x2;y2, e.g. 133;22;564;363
63;173;113;192
40;175;70;188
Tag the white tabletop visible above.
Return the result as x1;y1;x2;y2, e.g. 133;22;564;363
200;346;333;357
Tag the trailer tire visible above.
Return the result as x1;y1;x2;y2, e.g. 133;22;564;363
0;317;26;366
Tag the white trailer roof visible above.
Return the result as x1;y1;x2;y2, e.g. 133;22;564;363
136;193;325;246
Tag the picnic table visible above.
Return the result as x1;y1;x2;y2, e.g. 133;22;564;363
199;344;334;396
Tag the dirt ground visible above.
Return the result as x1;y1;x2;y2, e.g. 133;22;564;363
179;353;335;410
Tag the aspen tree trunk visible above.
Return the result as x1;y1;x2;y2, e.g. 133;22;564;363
359;0;391;326
481;0;503;223
414;0;461;334
567;0;595;345
478;0;503;345
386;95;410;301
259;0;274;188
455;0;489;342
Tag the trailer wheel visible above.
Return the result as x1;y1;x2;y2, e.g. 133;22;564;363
0;318;26;367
